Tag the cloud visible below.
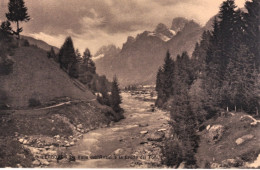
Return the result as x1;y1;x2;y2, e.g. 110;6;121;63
0;0;246;53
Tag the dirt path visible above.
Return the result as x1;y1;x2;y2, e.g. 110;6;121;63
50;92;170;168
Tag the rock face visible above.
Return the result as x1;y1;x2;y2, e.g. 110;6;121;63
207;125;224;143
235;134;254;145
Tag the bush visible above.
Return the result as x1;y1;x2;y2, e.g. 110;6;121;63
23;39;30;47
0;90;9;109
161;137;183;167
0;57;14;76
28;98;41;107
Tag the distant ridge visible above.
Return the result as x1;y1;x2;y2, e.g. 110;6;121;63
21;35;59;53
94;17;207;86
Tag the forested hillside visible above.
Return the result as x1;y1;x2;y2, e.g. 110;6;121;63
156;0;259;168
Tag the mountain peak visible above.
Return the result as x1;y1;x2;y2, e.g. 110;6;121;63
154;23;175;39
171;17;190;32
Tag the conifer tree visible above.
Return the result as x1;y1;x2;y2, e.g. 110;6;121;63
244;0;260;70
155;67;164;106
47;47;56;59
162;50;174;99
170;90;198;167
0;21;12;35
58;37;79;78
110;76;122;113
6;0;30;39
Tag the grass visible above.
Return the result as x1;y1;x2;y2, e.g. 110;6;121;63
1;46;95;108
196;112;260;168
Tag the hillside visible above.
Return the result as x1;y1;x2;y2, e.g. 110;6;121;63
1;46;95;108
94;17;204;86
196;112;260;168
0;37;123;167
21;35;59;53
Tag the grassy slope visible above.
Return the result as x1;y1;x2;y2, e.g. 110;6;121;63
196;112;260;168
1;46;95;108
21;35;59;53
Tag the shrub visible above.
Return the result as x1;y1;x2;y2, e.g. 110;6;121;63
28;98;41;107
0;57;14;76
23;39;30;47
161;137;183;167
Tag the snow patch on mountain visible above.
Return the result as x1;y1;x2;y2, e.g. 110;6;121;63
93;54;104;60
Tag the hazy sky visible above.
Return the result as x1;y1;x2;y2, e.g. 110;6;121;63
0;0;246;54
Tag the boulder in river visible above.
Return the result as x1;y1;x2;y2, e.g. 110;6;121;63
140;131;148;134
70;142;75;146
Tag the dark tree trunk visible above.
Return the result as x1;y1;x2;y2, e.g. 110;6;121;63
16;21;20;39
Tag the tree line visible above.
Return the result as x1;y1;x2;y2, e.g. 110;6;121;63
157;0;259;167
48;37;123;115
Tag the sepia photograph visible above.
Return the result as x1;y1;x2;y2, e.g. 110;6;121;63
0;0;259;168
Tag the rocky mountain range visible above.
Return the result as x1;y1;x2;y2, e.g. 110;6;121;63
94;17;212;86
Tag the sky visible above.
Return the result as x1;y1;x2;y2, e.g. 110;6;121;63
0;0;246;54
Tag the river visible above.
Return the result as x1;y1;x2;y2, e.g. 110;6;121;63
50;92;170;168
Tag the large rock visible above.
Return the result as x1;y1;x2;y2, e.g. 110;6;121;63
210;163;221;168
235;134;254;145
140;131;148;134
32;160;41;166
70;142;75;146
77;124;83;129
178;162;186;169
18;138;24;144
208;125;224;143
114;148;124;155
39;159;50;166
23;139;28;145
157;128;166;132
221;158;243;168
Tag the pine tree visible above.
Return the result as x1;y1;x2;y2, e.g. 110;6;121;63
218;0;237;78
244;0;260;70
81;48;96;74
6;0;30;39
47;47;56;59
110;76;122;113
99;75;110;106
203;17;224;112
155;67;164;107
162;50;174;97
0;21;12;35
58;37;79;78
170;90;198;167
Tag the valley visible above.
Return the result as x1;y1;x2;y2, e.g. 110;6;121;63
49;92;170;168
